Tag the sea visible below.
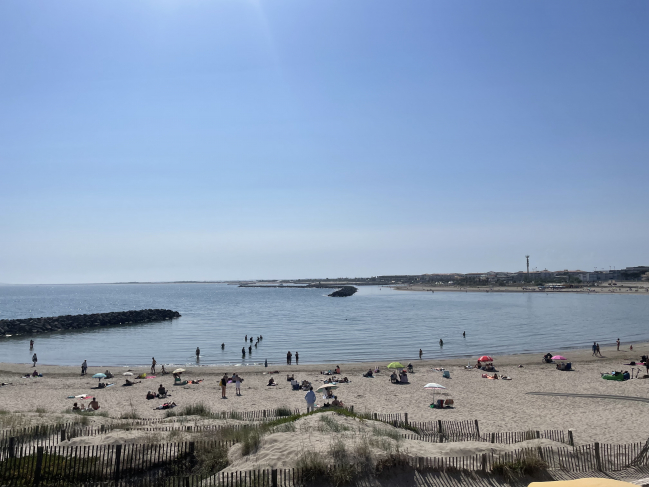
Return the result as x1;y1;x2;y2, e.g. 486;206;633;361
0;283;647;367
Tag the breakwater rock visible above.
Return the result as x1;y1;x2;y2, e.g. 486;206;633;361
328;286;358;297
0;309;181;337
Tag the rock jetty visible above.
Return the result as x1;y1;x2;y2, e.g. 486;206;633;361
0;309;181;337
328;286;358;297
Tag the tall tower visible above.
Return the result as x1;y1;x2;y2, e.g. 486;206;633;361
526;255;530;277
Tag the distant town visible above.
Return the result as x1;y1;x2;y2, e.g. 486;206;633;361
238;264;649;287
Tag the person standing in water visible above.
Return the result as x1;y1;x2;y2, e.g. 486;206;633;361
29;340;34;350
419;349;423;359
242;347;246;357
245;335;248;342
32;353;37;367
196;347;200;361
295;352;299;364
221;343;225;350
463;331;466;337
439;339;443;346
248;345;252;354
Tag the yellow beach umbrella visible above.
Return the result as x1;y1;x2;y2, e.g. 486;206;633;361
387;362;404;369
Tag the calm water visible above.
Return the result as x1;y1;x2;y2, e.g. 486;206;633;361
0;284;647;367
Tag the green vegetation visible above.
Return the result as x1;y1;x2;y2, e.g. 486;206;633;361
492;454;548;481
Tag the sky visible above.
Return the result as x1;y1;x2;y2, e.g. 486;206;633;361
0;0;647;284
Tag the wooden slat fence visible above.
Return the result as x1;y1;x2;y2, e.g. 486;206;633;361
1;441;648;486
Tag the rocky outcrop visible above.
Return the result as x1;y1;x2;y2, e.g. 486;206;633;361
0;309;181;336
328;286;358;297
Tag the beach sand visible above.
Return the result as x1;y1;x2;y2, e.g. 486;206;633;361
1;342;648;446
395;282;649;294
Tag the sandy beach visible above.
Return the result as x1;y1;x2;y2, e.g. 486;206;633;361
2;342;649;447
394;282;649;295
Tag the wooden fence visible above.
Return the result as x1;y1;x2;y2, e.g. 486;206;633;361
1;440;647;486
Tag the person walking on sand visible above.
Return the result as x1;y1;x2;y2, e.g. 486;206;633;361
617;338;620;351
419;349;423;359
235;374;242;396
32;353;37;367
220;374;228;398
305;386;316;413
592;342;597;356
151;357;157;374
81;360;87;375
295;352;299;365
596;343;601;356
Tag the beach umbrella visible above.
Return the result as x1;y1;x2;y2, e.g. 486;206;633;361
316;384;339;392
387;362;404;369
478;356;493;362
92;373;106;382
123;372;133;376
172;368;186;374
552;355;567;361
424;383;446;403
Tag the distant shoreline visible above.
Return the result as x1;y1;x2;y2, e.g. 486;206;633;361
393;283;649;295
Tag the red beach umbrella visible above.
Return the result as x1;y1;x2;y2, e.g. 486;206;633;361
478;356;493;362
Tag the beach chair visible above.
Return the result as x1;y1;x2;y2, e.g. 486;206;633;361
443;371;450;379
564;362;572;371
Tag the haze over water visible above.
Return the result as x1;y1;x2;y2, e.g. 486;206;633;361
0;284;647;367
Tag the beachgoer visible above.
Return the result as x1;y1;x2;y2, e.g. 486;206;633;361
221;343;225;350
419;349;422;359
596;343;601;356
617;338;620;351
463;331;466;337
89;398;100;410
245;335;248;342
592;342;597;356
305;386;316;412
151;357;156;374
72;402;81;411
248;345;252;354
265;359;268;368
146;391;155;400
250;337;253;344
242;347;246;357
287;351;292;365
220;374;228;398
30;340;34;350
158;384;167;396
235;374;242;396
196;347;200;361
364;369;373;378
295;352;299;364
332;396;344;407
334;365;340;374
268;377;276;386
81;360;87;375
254;342;257;348
32;353;37;367
161;365;167;375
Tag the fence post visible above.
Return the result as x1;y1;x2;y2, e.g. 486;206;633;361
8;437;15;458
373;413;377;420
114;444;123;482
404;413;409;425
536;430;541;439
474;420;480;438
594;442;602;471
568;430;574;447
60;428;66;442
272;469;278;487
437;420;444;443
350;405;353;413
481;453;487;472
34;446;44;486
490;433;495;443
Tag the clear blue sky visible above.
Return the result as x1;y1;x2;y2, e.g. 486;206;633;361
1;1;647;283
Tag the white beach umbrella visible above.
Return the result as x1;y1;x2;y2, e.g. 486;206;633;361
424;383;446;403
123;372;133;376
173;368;186;374
316;384;339;393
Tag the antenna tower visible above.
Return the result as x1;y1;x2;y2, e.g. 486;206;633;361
526;255;530;276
